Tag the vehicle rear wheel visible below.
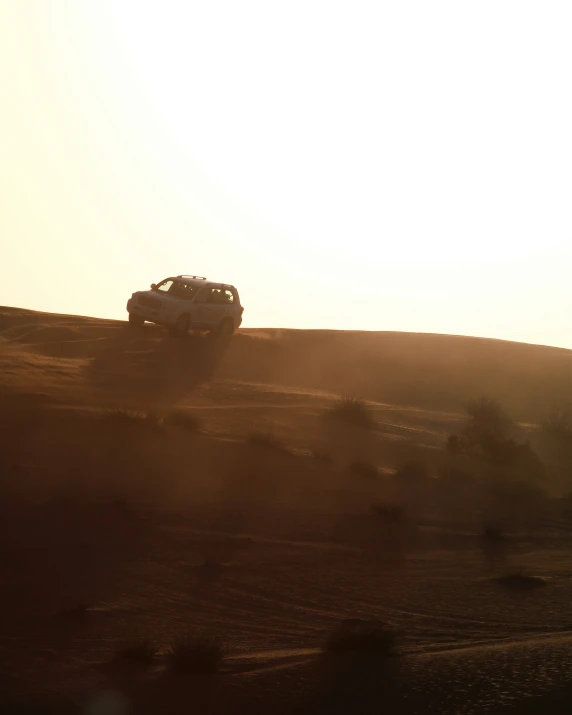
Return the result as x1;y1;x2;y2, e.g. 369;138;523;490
218;318;235;338
170;314;190;337
128;312;144;326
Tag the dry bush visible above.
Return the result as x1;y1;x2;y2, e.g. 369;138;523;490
326;396;376;430
117;639;159;665
482;478;547;531
325;619;399;655
447;398;544;482
390;460;431;516
168;636;225;674
432;467;477;521
467;397;513;436
538;404;572;493
104;408;163;429
371;501;407;522
542;403;572;440
163;409;202;432
492;573;548;591
247;431;289;452
480;524;509;571
311;448;333;462
349;460;379;479
395;460;429;482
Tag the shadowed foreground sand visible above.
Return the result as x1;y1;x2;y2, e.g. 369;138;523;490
1;305;572;713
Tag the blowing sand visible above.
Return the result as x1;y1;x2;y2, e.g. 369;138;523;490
1;305;572;713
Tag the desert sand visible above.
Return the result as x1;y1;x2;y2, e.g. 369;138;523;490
1;305;572;714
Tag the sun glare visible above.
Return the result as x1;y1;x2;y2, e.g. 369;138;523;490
105;1;572;267
1;0;571;346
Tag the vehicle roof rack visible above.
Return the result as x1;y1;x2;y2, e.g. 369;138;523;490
177;275;207;280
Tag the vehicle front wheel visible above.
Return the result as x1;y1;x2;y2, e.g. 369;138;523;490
170;314;190;337
128;312;144;327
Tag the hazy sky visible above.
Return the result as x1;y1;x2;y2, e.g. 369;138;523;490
1;1;571;347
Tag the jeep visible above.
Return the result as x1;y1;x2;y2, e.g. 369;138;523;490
126;275;243;337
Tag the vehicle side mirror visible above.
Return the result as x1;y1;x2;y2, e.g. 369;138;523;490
151;283;157;291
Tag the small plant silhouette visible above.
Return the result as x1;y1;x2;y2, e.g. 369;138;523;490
327;396;376;430
164;409;202;432
542;403;572;441
117;639;159;665
349;460;379;479
104;408;163;428
247;431;289;452
168;635;225;674
325;619;398;655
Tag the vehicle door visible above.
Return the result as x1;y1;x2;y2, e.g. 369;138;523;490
207;285;233;328
192;285;217;327
155;279;188;325
219;287;237;326
142;279;174;323
207;284;229;328
174;281;198;322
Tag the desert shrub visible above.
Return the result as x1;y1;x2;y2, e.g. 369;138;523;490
349;460;379;479
104;408;162;429
461;432;543;478
324;619;398;655
539;404;572;490
164;409;202;433
491;439;542;473
487;478;545;505
480;523;509;570
326;396;376;430
446;434;462;454
447;399;544;481
117;639;159;664
484;479;547;533
371;501;406;522
448;397;514;457
541;403;572;440
167;635;225;674
58;603;90;620
433;467;476;517
467;397;512;436
389;460;431;517
439;466;473;486
395;460;429;482
112;496;131;512
247;431;289;452
492;573;548;591
311;448;333;462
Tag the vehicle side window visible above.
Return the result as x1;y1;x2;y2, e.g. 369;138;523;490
164;281;194;300
167;281;186;298
192;286;230;303
156;280;174;293
184;285;197;300
207;288;232;304
195;286;211;303
178;283;196;300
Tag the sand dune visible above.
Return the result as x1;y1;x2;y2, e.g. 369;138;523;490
2;305;570;415
1;305;572;713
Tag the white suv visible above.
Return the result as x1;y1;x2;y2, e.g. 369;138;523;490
127;275;243;337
